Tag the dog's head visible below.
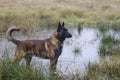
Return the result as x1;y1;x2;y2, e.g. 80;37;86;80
56;22;72;42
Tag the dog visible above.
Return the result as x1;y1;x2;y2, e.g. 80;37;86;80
6;22;72;72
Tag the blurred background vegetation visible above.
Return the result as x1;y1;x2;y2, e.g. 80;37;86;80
0;0;120;33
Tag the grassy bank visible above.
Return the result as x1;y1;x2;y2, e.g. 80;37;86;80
0;58;66;80
0;0;120;33
1;55;120;80
84;55;120;80
1;59;45;80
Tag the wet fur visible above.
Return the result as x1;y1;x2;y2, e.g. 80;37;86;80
6;22;72;72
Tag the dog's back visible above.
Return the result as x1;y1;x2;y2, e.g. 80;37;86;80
18;39;50;58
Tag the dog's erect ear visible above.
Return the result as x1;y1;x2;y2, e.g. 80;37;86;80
57;22;62;31
62;22;64;27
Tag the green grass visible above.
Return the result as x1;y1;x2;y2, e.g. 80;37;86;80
77;22;83;34
73;47;81;56
1;59;46;80
0;49;65;80
1;48;120;80
1;55;120;80
99;34;120;56
0;58;67;80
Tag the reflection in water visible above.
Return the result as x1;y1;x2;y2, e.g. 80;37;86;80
0;28;101;75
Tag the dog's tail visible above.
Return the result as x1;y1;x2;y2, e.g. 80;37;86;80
6;26;20;45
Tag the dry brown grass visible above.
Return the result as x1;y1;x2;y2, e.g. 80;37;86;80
0;0;120;10
0;0;120;33
84;55;120;80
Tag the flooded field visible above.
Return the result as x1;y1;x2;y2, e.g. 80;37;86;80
0;27;119;76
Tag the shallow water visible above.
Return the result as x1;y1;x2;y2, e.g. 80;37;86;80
0;28;101;75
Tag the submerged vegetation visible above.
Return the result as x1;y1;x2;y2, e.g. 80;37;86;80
99;32;120;56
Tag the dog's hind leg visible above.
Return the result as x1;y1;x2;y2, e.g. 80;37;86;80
24;54;32;68
13;47;26;65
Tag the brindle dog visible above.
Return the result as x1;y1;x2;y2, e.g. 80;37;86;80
6;22;72;72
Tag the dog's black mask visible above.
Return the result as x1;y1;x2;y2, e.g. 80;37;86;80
56;22;72;42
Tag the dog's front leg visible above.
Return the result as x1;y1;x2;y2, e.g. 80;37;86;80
50;47;61;73
50;58;58;73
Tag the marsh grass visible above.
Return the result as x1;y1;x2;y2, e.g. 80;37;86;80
0;58;68;80
1;58;46;80
3;49;71;80
77;22;83;34
1;52;120;80
99;34;120;56
0;48;66;80
1;42;120;80
73;47;81;56
84;55;120;80
0;0;120;33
